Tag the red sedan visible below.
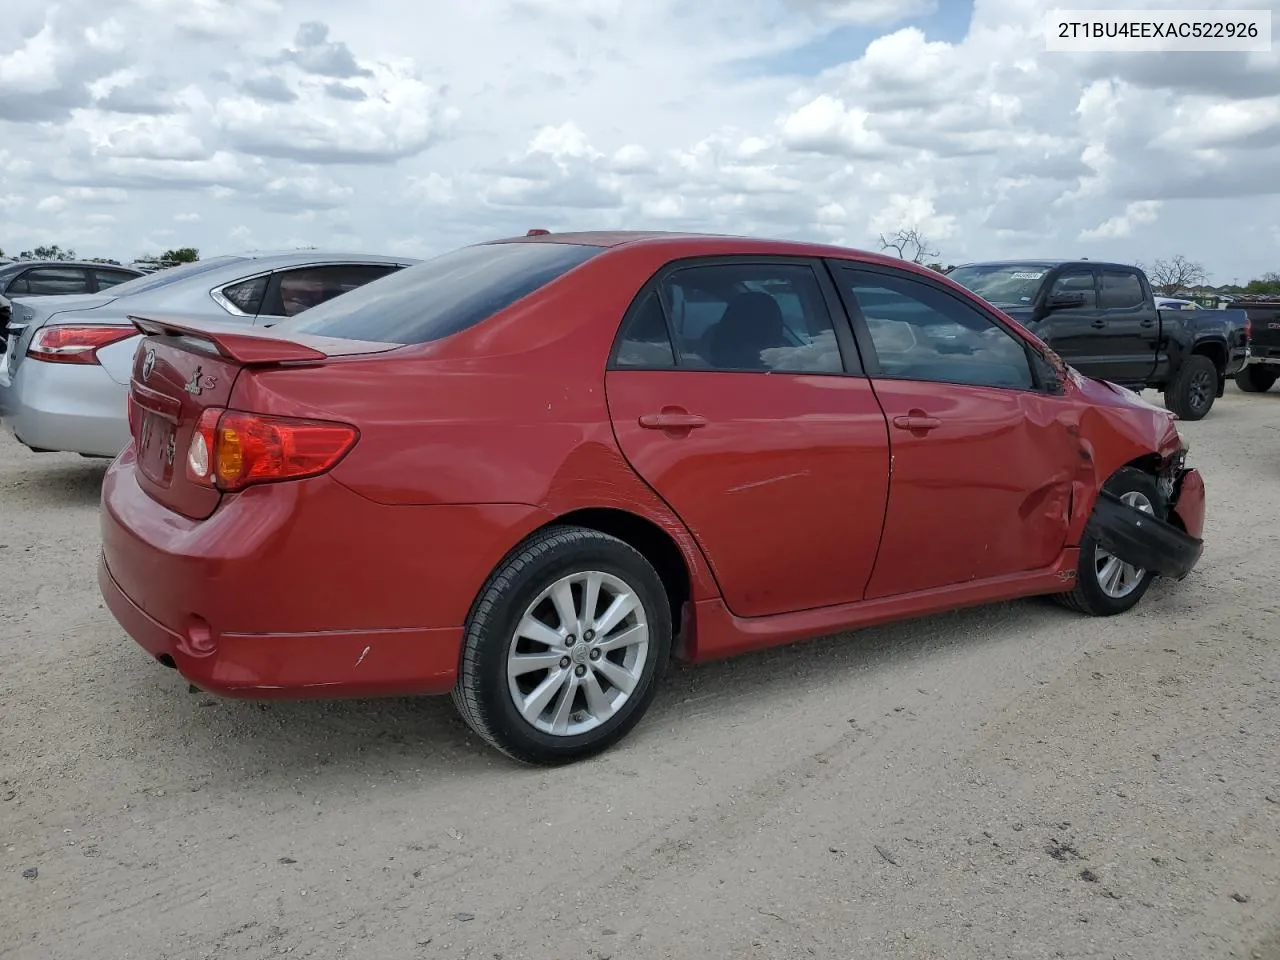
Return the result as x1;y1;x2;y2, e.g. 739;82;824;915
99;231;1206;764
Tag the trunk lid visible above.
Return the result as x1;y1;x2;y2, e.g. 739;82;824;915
126;314;398;520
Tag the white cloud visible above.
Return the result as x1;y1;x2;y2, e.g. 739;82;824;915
0;0;1276;281
35;195;68;214
1080;200;1162;241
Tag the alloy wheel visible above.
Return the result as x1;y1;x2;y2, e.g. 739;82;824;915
506;571;650;736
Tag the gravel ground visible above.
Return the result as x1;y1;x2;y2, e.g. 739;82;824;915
1;385;1278;960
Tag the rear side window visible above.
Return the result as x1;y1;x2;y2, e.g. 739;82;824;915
94;269;142;289
1099;270;1145;309
279;242;602;343
219;275;269;315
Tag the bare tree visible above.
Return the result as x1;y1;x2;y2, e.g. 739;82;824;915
1148;255;1207;296
878;226;939;265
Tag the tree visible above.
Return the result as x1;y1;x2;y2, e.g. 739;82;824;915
878;226;939;265
1147;255;1206;296
135;247;199;270
1243;272;1280;295
18;244;76;261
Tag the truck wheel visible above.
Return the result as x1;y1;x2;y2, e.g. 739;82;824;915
1056;467;1164;617
1235;365;1278;393
1163;354;1218;420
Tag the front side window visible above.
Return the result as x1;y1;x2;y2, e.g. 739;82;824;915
837;267;1034;390
1048;270;1097;308
21;267;93;295
654;261;843;373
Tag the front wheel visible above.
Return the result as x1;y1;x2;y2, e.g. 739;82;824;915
1056;467;1163;617
1163;354;1218;420
1235;364;1278;394
452;525;672;765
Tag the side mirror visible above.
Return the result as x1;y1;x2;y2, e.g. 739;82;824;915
1046;292;1087;310
1031;349;1068;395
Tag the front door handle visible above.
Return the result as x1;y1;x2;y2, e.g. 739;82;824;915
892;415;941;432
1090;319;1107;328
639;409;707;430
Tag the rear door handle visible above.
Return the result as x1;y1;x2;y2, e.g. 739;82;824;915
1090;320;1107;328
639;411;707;430
892;415;941;432
1139;318;1155;327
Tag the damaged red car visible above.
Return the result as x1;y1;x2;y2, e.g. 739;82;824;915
98;231;1206;764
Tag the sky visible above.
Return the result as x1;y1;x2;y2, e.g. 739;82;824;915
1;0;1278;284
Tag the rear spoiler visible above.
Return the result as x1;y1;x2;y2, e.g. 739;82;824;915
129;314;329;365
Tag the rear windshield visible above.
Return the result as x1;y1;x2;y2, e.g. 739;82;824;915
276;241;603;344
104;256;247;296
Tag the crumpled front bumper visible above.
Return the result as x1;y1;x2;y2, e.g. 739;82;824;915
1085;460;1205;581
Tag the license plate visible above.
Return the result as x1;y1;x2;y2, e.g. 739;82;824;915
137;412;177;484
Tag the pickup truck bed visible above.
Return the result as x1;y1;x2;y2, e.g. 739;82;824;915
1232;298;1280;393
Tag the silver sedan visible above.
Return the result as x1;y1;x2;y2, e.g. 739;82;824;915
0;251;417;458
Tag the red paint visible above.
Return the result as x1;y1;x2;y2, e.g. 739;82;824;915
1172;468;1205;539
99;232;1205;700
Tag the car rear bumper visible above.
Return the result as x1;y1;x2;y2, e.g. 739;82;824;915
0;356;130;457
99;551;462;698
98;448;548;699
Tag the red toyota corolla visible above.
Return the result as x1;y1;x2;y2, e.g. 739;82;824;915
99;231;1206;763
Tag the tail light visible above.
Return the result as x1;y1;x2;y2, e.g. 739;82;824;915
1244;316;1251;341
186;408;357;491
26;325;135;364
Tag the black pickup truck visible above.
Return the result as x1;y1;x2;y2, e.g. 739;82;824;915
946;260;1250;420
1231;298;1280;393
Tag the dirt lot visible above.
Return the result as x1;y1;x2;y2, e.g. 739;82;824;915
1;386;1278;960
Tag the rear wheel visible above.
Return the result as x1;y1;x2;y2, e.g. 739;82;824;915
1056;467;1163;617
452;525;671;764
1235;364;1278;393
1163;354;1218;420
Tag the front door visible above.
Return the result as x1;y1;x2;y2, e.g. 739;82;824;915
604;258;891;619
1095;266;1160;384
829;262;1078;599
1031;267;1114;378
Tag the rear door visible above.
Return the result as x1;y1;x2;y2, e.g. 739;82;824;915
604;256;891;619
829;262;1078;599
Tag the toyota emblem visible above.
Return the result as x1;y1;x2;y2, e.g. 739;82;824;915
141;347;156;380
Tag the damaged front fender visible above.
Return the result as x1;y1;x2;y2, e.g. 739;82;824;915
1084;468;1205;580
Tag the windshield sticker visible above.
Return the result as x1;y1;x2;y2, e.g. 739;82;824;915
1010;272;1044;280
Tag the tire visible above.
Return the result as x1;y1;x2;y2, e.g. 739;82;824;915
1235;364;1278;394
1056;467;1164;617
451;525;672;765
1163;354;1218;420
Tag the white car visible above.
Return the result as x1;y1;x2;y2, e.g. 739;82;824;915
0;251;416;457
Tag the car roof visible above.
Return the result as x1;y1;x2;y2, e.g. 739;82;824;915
950;259;1139;271
485;229;935;267
0;259;144;274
